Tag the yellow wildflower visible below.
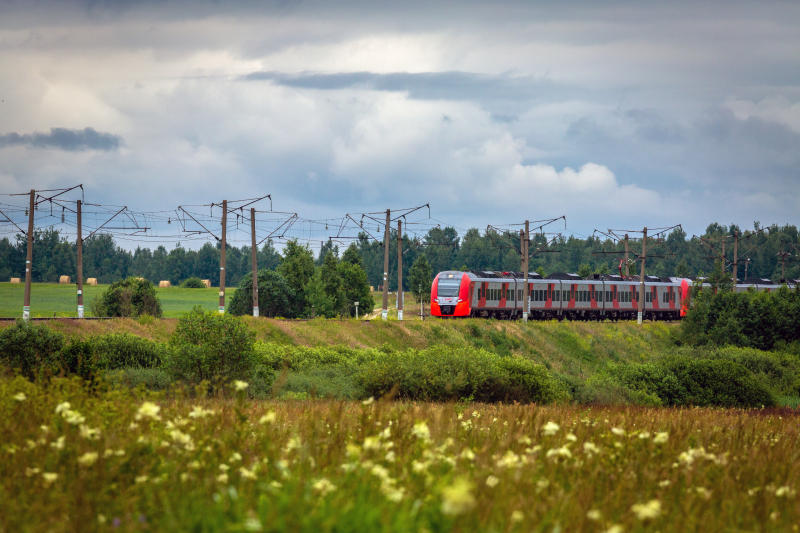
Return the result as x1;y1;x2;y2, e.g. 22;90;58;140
258;411;276;425
631;499;662;520
217;473;228;484
135;401;161;421
233;380;249;391
78;452;99;466
239;466;257;480
653;432;668;444
312;477;336;496
79;425;100;440
542;421;560;436
485;475;500;488
510;510;524;523
440;477;475;516
13;392;26;402
42;472;58;485
412;421;431;441
587;509;602;521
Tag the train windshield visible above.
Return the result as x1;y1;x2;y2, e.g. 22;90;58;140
437;279;461;297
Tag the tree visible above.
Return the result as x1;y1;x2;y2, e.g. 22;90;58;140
91;277;162;317
228;269;292;317
408;254;432;314
277;240;315;317
320;252;345;313
339;260;374;317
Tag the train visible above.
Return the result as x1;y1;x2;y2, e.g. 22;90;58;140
430;270;795;320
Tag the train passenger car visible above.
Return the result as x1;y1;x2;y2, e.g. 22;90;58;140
431;270;694;320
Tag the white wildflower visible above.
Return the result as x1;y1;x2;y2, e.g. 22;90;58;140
542;421;560;436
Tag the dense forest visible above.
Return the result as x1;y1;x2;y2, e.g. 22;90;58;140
1;222;798;290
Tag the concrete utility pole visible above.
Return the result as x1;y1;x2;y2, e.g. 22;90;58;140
76;200;84;318
397;219;403;321
732;231;738;290
250;207;259;317
624;234;630;278
522;220;530;322
381;209;390;320
219;199;227;313
637;227;647;325
23;189;34;321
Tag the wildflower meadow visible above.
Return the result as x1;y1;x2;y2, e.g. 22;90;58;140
1;376;798;532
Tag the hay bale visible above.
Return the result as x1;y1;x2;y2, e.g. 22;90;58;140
59;275;71;284
10;277;21;283
86;278;98;286
201;279;211;288
158;280;171;288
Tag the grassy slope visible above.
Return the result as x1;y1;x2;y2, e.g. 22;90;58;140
0;282;232;318
5;314;676;376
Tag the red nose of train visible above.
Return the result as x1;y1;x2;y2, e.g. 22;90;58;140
431;272;471;317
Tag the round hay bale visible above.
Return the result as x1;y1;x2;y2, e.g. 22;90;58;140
59;275;71;284
86;277;98;286
158;280;171;288
202;279;211;288
10;277;21;283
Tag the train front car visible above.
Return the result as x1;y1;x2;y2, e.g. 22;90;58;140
431;271;473;317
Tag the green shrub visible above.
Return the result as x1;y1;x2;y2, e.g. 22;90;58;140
92;334;165;369
57;339;99;381
0;321;64;378
92;277;162;318
358;346;563;403
180;277;207;288
103;368;172;390
613;355;776;407
229;270;293;317
167;308;256;386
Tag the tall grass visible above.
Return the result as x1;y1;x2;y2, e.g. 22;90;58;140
1;376;798;532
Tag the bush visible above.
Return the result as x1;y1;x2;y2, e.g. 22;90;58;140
92;334;165;369
180;277;206;288
92;277;162;318
613;354;776;407
58;339;100;381
0;321;64;378
103;368;172;390
229;270;293;317
167;308;256;386
358;346;564;403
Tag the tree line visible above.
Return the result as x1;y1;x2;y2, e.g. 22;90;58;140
0;222;798;290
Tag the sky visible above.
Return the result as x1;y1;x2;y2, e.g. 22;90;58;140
1;0;799;251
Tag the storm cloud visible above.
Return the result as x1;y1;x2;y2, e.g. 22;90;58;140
0;127;122;151
0;0;798;249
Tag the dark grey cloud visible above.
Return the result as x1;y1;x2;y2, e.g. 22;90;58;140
244;71;563;103
0;127;122;151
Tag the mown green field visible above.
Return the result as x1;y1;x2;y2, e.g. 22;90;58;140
2;377;798;532
0;283;231;318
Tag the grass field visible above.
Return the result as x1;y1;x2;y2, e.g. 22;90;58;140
0;282;420;320
0;282;230;318
2;376;798;532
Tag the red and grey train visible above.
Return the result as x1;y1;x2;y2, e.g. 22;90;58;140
430;270;792;320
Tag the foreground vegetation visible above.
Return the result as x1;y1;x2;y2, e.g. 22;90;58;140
1;377;798;532
3;311;799;408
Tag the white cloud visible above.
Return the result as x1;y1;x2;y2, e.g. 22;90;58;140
725;96;800;133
